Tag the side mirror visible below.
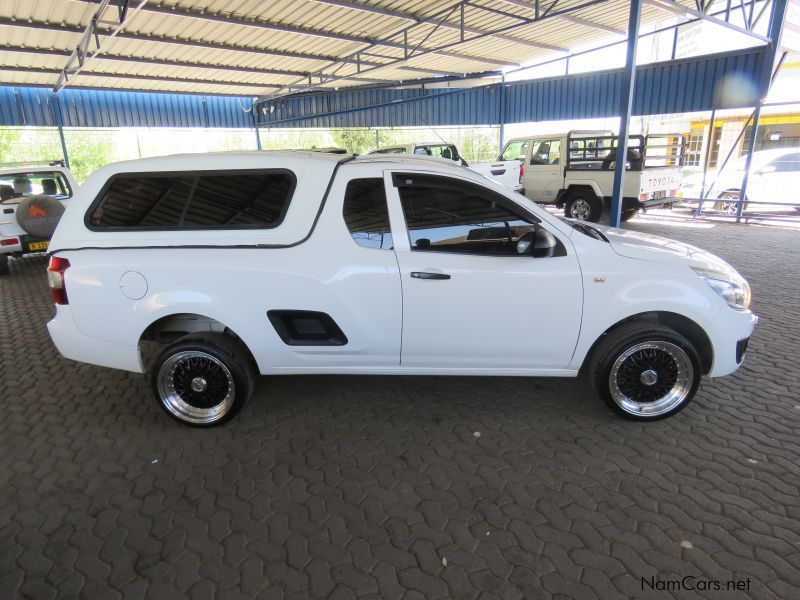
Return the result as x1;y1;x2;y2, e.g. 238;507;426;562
517;226;557;258
516;232;534;255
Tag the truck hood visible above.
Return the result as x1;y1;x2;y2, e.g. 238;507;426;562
589;224;739;275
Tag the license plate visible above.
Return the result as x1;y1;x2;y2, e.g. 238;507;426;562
27;241;49;251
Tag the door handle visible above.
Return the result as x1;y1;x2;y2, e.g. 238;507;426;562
411;271;451;280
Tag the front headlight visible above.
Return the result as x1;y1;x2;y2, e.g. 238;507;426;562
692;267;751;311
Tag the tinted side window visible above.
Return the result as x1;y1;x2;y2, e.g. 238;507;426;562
395;174;537;256
89;176;193;228
89;171;294;229
424;145;459;161
770;153;800;172
343;178;393;250
182;173;293;227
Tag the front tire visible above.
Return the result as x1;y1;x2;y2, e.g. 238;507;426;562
152;333;255;427
564;192;602;222
586;323;701;420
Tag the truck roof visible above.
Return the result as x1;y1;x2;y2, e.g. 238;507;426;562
80;149;471;174
505;130;616;143
354;153;467;170
49;150;481;252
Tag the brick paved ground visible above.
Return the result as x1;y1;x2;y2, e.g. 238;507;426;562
1;217;799;599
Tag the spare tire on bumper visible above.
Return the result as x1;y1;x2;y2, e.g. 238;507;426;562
16;194;65;238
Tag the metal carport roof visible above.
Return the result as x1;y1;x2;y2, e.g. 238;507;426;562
0;0;770;97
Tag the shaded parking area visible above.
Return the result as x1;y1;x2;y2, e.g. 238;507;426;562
1;218;799;599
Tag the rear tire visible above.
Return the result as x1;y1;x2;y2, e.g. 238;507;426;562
564;191;602;222
151;333;255;427
620;208;638;222
0;254;8;276
715;191;747;215
586;323;701;421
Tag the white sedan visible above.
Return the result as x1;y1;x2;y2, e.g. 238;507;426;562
681;148;800;214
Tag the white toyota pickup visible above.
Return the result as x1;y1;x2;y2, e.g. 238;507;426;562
500;131;684;222
47;151;755;427
368;142;523;192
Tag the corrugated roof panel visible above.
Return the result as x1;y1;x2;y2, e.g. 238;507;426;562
0;86;260;128
0;0;757;94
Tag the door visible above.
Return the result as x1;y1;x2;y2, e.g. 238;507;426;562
385;171;583;371
759;152;800;208
524;138;563;202
269;165;402;368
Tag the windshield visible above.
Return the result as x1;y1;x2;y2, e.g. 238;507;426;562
0;171;72;204
728;152;777;172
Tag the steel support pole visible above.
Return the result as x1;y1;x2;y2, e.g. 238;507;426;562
57;125;70;169
671;26;678;59
252;100;263;150
694;108;715;217
53;99;70;169
735;0;786;222
735;104;760;222
499;74;506;148
609;0;642;228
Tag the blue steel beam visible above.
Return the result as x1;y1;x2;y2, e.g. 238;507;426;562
735;105;760;222
737;0;788;222
609;0;643;228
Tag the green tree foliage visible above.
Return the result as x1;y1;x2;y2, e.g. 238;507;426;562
330;129;379;154
63;130;115;182
0;127;113;183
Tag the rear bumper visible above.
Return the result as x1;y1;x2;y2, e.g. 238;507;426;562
48;304;144;373
706;309;758;378
638;195;679;209
0;235;50;256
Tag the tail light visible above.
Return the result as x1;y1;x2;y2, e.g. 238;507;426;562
47;256;70;305
669;189;677;196
1;238;19;246
519;163;524;184
639;193;649;201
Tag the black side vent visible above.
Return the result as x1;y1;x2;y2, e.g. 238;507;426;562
736;337;750;364
267;310;348;346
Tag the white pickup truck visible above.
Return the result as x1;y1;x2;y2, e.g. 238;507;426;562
368;142;523;192
500;131;684;222
0;161;78;275
47;151;756;427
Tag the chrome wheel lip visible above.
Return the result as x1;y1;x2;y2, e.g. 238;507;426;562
157;350;235;424
609;341;694;417
569;198;592;221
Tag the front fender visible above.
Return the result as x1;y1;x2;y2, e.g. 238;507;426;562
569;242;722;371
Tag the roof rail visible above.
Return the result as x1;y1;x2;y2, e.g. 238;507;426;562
0;160;66;168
